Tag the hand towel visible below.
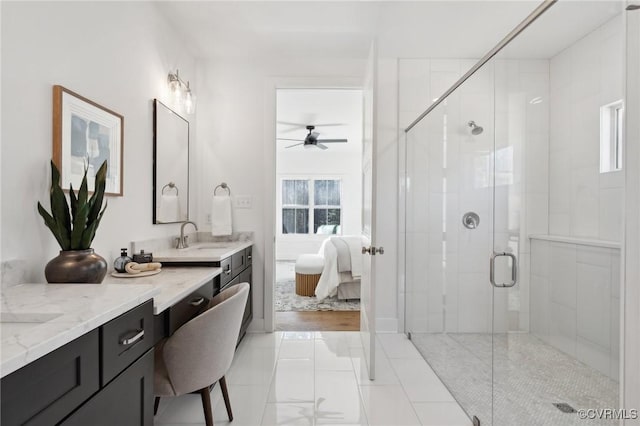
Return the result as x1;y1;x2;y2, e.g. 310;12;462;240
157;194;180;223
211;195;232;236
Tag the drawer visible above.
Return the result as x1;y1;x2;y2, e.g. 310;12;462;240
61;349;154;426
221;274;240;293
245;246;253;266
168;280;213;335
231;250;246;276
220;256;233;287
1;330;99;426
101;300;154;385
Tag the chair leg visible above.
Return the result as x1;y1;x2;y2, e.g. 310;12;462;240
220;375;233;421
154;397;160;415
200;387;214;426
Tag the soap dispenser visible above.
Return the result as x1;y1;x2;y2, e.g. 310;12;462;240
114;248;132;273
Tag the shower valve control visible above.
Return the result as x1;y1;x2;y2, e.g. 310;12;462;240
462;212;480;229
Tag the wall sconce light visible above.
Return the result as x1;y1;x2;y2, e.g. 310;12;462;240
167;69;196;114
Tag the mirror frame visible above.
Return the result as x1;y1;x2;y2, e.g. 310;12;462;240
152;99;189;224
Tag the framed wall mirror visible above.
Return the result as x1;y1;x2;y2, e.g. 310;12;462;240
153;99;189;224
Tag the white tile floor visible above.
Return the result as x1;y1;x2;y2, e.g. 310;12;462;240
154;332;472;426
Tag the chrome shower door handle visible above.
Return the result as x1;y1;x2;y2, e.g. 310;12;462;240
490;252;517;288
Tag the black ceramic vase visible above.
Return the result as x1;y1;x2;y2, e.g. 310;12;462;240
45;249;108;284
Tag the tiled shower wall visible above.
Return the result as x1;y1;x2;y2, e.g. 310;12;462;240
530;238;620;381
549;15;624;241
402;58;550;334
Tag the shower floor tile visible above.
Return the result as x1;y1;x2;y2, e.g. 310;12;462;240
410;333;619;426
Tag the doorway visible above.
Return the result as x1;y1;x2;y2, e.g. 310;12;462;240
274;88;363;331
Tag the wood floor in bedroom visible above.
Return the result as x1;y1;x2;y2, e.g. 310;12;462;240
275;311;360;331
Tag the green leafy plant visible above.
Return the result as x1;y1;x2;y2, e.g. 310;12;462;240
37;160;108;250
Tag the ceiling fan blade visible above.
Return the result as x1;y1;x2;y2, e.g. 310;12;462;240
311;132;320;139
277;121;307;127
277;138;304;142
316;143;329;150
285;143;304;149
317;139;348;143
312;123;348;127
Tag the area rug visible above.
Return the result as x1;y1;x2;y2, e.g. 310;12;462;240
275;279;360;312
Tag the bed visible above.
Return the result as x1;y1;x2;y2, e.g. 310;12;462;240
314;236;362;301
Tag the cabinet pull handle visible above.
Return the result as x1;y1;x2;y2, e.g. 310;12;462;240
189;297;205;307
247;255;252;260
120;330;144;346
225;267;232;275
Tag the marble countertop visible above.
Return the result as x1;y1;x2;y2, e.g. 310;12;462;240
103;266;222;314
0;283;158;378
153;240;252;262
1;264;223;378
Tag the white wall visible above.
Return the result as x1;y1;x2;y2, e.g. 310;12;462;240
194;56;367;329
548;15;625;242
1;2;197;281
276;150;362;260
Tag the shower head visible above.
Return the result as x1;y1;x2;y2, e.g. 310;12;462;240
468;121;483;135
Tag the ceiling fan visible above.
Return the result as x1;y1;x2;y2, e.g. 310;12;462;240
277;125;348;150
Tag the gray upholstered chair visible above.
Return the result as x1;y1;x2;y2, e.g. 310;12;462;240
154;282;249;426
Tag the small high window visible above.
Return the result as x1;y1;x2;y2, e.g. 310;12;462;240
600;100;624;173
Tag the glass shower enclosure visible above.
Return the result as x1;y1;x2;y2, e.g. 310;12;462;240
403;1;627;424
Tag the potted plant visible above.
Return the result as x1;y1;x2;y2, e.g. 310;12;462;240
37;160;108;283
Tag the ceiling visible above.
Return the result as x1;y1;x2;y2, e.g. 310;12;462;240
156;1;624;61
275;89;363;153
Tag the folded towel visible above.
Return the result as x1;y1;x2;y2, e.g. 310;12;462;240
157;194;181;223
211;195;232;236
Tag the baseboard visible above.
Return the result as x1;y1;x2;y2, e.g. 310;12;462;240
376;318;399;333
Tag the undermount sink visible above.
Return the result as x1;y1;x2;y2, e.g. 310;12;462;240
185;243;231;250
1;312;64;335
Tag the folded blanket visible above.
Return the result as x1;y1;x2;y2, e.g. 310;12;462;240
340;236;362;279
331;237;352;273
314;238;340;300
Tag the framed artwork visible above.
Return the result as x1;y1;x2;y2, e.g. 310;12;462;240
53;85;124;196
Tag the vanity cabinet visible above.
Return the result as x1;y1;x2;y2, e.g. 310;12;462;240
217;246;253;341
0;301;154;426
154;244;253;343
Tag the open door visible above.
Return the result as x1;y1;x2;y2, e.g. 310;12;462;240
360;42;380;380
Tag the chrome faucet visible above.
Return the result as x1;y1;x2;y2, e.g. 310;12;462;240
176;221;198;249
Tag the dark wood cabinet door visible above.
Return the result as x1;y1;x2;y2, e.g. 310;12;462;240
238;267;253;332
61;349;154;426
0;330;99;426
231;250;246;277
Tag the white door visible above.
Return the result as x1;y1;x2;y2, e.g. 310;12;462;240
360;42;379;380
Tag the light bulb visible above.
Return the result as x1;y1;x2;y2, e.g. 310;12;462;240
184;89;196;114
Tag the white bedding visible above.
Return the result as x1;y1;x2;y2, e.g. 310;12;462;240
314;237;362;301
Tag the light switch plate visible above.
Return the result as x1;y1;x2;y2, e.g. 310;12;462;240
235;195;252;209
